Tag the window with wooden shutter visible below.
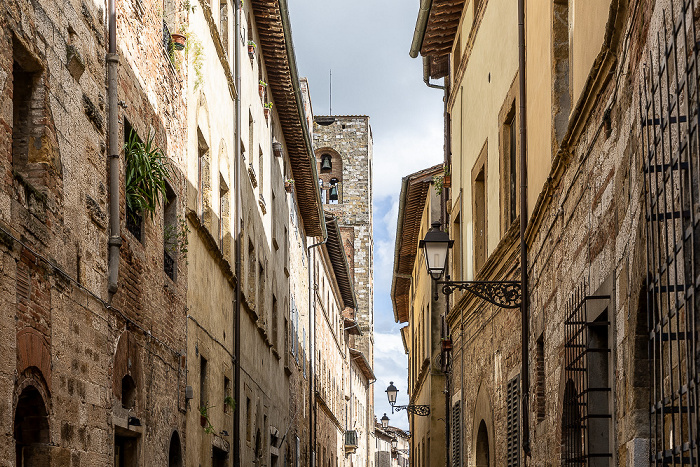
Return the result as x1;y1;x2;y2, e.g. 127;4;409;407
506;375;520;467
451;401;461;467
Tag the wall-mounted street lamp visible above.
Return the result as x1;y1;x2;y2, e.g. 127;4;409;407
391;438;398;450
380;413;390;429
385;382;430;416
420;222;521;308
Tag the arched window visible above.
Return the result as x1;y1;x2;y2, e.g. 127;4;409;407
476;420;490;467
14;385;50;466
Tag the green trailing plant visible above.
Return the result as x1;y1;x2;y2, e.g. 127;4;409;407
164;215;190;259
259;80;267;87
432;174;444;195
247;40;257;49
263;102;273;109
125;129;173;222
199;405;215;434
182;0;196;13
185;33;205;90
224;396;236;412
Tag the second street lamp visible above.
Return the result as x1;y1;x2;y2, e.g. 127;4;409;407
385;382;430;416
420;221;521;308
381;413;390;429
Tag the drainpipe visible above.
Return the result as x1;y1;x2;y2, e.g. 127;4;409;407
233;0;242;464
423;56;445;90
308;233;328;467
518;0;531;457
409;0;432;59
107;0;121;296
443;55;451;467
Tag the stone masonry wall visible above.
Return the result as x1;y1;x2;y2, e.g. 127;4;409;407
313;116;374;365
0;0;189;463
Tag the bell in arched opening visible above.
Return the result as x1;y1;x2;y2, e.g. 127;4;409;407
321;154;332;172
329;184;339;201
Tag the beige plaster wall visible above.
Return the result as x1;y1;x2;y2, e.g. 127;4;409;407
525;0;554;215
450;0;518;280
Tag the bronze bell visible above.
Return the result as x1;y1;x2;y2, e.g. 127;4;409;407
329;185;339;201
321;155;332;172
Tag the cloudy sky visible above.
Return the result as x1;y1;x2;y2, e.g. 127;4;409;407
287;0;444;430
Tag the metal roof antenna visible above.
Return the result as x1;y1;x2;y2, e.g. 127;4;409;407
329;68;332;116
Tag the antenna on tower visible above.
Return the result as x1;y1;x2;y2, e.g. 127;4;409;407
329;69;332;116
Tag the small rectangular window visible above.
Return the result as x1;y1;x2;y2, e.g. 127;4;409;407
125;120;143;242
163;182;177;280
472;145;488;273
199;356;208;408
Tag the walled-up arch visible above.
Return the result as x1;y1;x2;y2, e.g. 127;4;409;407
472;382;494;467
113;330;141;409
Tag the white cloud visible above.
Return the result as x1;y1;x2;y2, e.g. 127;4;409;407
372;123;444;201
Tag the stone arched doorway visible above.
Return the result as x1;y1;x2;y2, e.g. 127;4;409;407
14;385;50;466
168;431;183;467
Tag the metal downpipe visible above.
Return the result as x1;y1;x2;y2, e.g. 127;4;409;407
518;0;531;457
423;56;445;90
233;0;242;464
107;0;121;295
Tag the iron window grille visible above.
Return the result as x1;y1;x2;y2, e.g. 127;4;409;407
563;282;612;466
639;0;700;464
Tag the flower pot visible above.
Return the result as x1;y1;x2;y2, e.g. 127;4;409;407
171;33;186;51
259;84;265;99
284;181;294;193
248;44;255;56
264;108;270;120
443;174;451;188
200;415;207;427
441;339;452;352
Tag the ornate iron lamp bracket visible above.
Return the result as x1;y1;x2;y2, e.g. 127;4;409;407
437;280;521;309
391;404;430;416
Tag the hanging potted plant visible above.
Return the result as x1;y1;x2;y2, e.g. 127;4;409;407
441;337;453;352
247;40;256;57
259;80;267;99
263;102;273;120
443;164;451;188
284;178;294;193
170;31;187;50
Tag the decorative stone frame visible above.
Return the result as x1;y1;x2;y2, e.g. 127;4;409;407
471;141;488;275
498;74;521;238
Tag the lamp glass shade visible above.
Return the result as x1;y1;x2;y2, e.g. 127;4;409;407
386;382;398;405
380;413;389;429
391;438;398;449
419;222;453;280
